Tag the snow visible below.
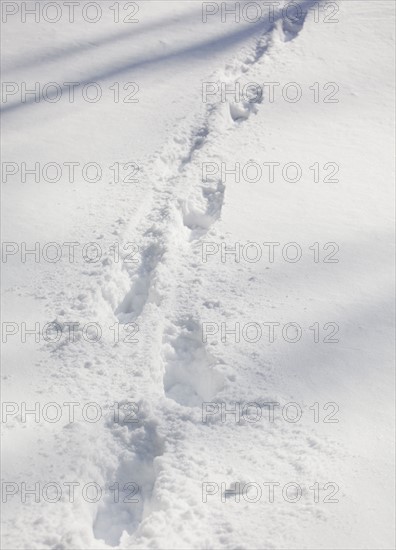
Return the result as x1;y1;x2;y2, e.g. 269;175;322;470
1;1;395;549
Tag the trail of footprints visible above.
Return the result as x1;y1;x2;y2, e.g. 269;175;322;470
110;0;311;329
94;8;312;546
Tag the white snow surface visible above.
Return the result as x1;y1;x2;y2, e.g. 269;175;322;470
1;1;395;549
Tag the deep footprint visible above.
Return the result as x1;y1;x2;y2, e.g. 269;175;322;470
162;317;225;407
93;414;164;546
182;180;225;234
115;240;165;322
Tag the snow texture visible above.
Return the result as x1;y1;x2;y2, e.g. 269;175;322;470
1;1;395;549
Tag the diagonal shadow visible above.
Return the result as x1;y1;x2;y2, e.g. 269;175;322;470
5;6;203;73
1;0;318;116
